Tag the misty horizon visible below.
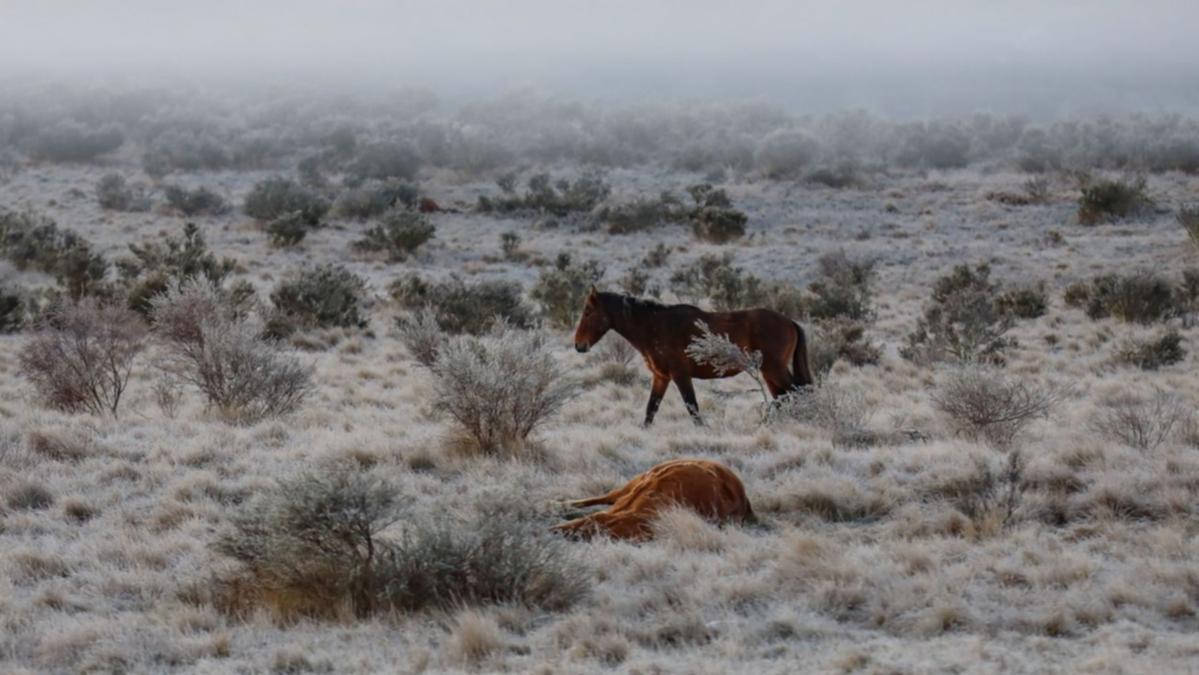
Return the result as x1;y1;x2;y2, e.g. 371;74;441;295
3;0;1199;118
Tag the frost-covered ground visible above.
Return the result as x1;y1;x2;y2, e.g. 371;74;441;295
2;155;1198;673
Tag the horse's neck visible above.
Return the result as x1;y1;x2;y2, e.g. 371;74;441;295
608;303;655;352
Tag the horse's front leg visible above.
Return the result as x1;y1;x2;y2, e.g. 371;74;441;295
643;374;669;428
673;374;704;426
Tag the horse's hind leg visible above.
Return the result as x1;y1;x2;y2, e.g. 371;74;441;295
566;485;626;509
643;374;669;428
673;375;704;426
762;361;795;399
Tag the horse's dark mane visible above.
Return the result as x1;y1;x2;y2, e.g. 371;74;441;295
597;291;690;316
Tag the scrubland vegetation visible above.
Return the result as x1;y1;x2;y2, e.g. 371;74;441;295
1;85;1198;672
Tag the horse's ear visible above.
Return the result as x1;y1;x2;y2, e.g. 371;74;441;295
588;285;598;298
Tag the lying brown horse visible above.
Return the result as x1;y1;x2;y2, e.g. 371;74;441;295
573;288;813;426
553;458;755;541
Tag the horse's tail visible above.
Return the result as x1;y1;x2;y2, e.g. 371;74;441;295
791;321;814;388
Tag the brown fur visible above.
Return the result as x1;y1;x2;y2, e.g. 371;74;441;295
573;289;813;426
553;459;755;542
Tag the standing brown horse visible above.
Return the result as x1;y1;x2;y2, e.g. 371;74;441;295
573;288;813;426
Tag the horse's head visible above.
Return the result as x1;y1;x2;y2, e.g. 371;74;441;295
573;286;610;353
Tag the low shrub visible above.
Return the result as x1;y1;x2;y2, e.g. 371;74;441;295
591;335;639;386
805;251;876;322
986;177;1051;207
1088;387;1191;452
1081;272;1178;324
478;172;610;218
996;285;1048;319
669;253;802;315
430;324;578;455
599;192;687;234
643;243;671;268
96;173;150;212
333;180;419;220
395;309;443;367
391;275;533;335
163;184;229;216
769;383;874;435
116;222;236;316
243;177;330;225
0;209;108;300
1114;331;1186;370
901;263;1015;365
500;231;521;259
932;367;1061;448
19;299;147;416
1178;205;1199;250
807;318;881;381
213;464;587;620
151;283;312;424
1;286;23;332
530;253;604;328
618;267;659;298
670;253;764;310
754;129;821;179
353;210;435;261
265;211;311;247
805;163;861;189
1077;176;1150;225
269;264;369;334
686;184;747;243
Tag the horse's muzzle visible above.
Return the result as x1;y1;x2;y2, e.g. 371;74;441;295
575;342;590;354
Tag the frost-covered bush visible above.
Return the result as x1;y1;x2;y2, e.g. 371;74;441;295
932;367;1060;447
685;184;747;244
805;251;876;322
1177;205;1199;251
1114;331;1186;371
395;309;443;367
478;173;610;218
116;223;236;316
352;210;435;261
151;283;311;424
96;173;150;212
1080;272;1179;324
530;253;604;328
1088;388;1191;452
1077;176;1150;225
0;210;108;300
430;325;578;455
19;299;147;416
243;177;330;225
333;180;419;220
163;184;229;216
269;264;369;333
902;264;1014;365
754;129;821;178
213;464;587;620
391;275;533;335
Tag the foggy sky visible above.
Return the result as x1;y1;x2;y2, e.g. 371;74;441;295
2;1;1198;117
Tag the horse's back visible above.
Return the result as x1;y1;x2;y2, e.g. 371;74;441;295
698;307;796;345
